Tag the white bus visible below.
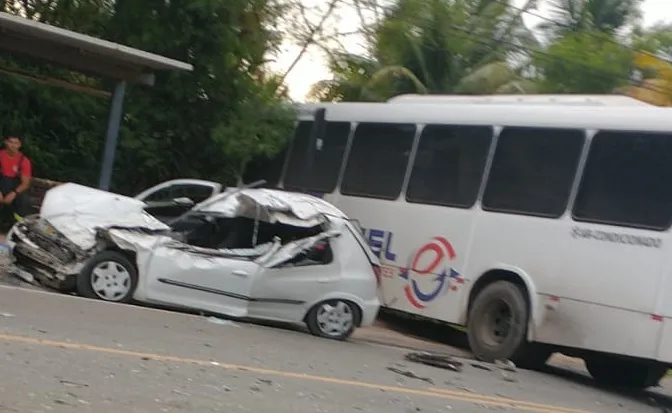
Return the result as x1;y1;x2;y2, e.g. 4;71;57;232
240;97;672;388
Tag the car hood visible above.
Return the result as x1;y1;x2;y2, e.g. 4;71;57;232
38;183;169;249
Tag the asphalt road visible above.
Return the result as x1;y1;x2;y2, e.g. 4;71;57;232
0;286;670;413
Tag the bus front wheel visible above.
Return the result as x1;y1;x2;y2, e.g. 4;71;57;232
467;281;551;369
584;356;667;389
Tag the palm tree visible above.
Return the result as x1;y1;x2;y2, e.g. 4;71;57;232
538;0;643;40
309;0;541;102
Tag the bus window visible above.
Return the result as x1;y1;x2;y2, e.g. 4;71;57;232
573;130;672;230
284;121;351;193
340;123;416;200
482;127;585;218
406;124;493;208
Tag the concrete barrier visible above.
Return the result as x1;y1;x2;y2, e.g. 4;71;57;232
27;178;63;214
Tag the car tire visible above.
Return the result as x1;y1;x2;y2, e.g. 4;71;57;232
585;356;668;389
467;281;549;369
306;299;360;341
77;250;138;303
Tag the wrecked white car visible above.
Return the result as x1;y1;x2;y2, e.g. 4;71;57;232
7;183;381;340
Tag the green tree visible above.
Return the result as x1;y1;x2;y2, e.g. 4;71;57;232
634;23;672;59
533;31;633;93
309;0;540;102
0;0;295;194
538;0;643;40
617;24;672;106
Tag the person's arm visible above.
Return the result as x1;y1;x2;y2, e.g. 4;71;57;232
14;157;31;195
14;175;31;195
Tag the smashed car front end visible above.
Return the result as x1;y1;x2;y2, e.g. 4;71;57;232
8;215;90;289
7;183;170;290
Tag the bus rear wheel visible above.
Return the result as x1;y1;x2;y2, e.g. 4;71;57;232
584;356;667;389
467;281;551;369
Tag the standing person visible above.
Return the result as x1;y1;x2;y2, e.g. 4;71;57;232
0;136;32;228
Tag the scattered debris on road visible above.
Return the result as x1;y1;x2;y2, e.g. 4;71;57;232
494;359;517;372
58;379;89;388
470;362;492;371
404;351;463;372
396;351;521;386
386;366;434;385
500;371;518;383
206;316;240;327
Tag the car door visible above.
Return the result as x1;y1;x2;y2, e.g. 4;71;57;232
143;240;261;317
135;179;221;223
248;232;341;313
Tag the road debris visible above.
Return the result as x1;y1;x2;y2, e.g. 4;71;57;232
0;312;15;317
387;367;434;385
59;379;89;388
206;316;240;327
404;352;463;372
494;359;516;372
470;362;492;371
9;266;36;285
501;371;518;383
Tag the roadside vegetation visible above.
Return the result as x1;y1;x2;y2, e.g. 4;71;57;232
1;0;671;192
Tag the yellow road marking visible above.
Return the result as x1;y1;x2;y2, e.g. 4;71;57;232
0;333;595;413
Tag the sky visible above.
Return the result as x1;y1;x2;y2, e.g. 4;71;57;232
271;0;672;102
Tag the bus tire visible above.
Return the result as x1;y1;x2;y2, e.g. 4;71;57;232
467;281;544;367
584;356;667;389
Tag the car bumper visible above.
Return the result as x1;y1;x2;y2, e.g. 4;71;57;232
7;220;84;287
359;298;381;327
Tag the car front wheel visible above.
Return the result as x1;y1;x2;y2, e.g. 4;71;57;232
306;299;360;340
77;250;138;303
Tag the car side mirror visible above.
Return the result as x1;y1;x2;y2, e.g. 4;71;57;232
173;197;195;206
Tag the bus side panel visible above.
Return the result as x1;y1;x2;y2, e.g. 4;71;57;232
467;213;663;359
334;196;476;324
548;222;664;359
657;322;672;363
537;298;661;360
655;245;672;363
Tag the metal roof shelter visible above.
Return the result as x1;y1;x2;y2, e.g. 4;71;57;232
0;12;194;190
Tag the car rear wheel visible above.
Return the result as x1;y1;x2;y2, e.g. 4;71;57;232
77;251;137;303
306;299;360;340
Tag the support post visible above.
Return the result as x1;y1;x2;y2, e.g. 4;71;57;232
98;80;127;190
303;108;326;193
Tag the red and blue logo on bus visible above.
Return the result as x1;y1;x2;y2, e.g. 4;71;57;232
363;228;464;309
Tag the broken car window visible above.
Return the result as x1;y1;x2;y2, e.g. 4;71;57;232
168;212;332;267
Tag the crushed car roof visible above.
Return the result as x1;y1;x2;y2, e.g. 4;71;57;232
196;188;348;227
35;184;350;250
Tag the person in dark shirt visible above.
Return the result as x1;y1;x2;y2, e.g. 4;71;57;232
0;135;32;229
